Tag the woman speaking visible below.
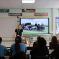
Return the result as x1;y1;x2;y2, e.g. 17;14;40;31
15;24;23;38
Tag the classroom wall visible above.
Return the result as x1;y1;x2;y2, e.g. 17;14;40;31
0;8;53;34
55;8;59;17
0;8;53;46
1;8;59;46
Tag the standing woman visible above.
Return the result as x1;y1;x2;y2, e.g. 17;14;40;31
15;24;23;38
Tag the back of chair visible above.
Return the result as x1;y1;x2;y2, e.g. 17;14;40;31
0;57;5;59
31;56;49;59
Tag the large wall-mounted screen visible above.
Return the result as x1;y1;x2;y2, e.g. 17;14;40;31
21;18;49;34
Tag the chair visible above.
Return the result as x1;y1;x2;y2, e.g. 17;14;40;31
9;57;14;59
31;56;49;59
0;57;5;59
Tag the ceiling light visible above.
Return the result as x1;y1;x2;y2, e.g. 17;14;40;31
22;0;35;3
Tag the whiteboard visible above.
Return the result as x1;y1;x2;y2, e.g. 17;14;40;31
0;17;17;37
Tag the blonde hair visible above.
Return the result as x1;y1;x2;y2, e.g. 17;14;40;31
17;24;21;30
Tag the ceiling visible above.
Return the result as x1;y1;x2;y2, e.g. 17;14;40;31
0;0;59;8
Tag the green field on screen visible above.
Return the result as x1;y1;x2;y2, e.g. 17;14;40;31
23;27;48;34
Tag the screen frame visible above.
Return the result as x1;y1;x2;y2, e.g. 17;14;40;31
20;18;49;35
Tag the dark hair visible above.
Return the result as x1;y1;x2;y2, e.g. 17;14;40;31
14;51;26;59
15;36;21;53
38;37;46;47
0;37;2;43
36;36;41;45
51;36;58;46
55;48;59;59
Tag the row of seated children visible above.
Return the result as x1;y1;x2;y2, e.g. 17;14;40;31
0;36;59;59
32;36;59;59
0;36;27;59
33;36;59;49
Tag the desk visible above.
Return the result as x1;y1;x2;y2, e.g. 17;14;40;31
4;44;50;50
26;50;54;55
29;44;49;47
26;50;30;55
26;49;54;59
49;49;54;54
4;44;49;48
4;50;54;59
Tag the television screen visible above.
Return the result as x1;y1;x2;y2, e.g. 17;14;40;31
21;18;49;34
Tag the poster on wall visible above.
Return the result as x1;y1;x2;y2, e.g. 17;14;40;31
25;37;30;44
0;9;9;13
8;13;22;16
34;13;48;16
56;18;59;34
22;9;35;12
30;37;33;43
30;37;36;43
56;34;59;40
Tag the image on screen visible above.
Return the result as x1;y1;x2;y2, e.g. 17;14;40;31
21;18;49;34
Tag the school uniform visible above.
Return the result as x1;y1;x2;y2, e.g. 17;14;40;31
0;44;8;57
10;43;27;57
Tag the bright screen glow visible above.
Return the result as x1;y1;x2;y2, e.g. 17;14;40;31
21;18;49;34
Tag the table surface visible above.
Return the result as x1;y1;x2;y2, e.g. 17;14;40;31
26;49;54;55
4;44;49;47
